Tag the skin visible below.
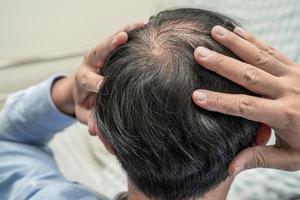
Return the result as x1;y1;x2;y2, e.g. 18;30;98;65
52;22;145;125
126;177;235;200
51;23;300;198
192;25;300;176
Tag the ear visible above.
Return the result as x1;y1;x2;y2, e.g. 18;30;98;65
254;123;272;146
88;118;115;155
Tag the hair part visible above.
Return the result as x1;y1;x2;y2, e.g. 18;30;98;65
96;8;259;200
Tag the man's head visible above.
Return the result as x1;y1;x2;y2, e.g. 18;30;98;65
94;8;266;200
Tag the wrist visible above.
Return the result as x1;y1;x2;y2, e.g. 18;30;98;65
51;77;75;116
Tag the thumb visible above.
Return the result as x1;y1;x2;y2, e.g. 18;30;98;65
229;145;300;176
75;105;92;125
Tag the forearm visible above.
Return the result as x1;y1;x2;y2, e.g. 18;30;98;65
0;75;76;145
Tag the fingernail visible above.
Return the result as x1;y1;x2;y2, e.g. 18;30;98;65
233;166;244;176
214;26;226;37
195;47;211;58
234;27;245;35
193;90;208;102
113;33;122;44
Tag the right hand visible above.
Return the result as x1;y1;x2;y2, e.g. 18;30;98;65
192;25;300;176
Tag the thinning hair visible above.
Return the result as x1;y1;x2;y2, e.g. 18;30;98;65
96;8;259;200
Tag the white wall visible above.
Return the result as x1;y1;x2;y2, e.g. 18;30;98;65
0;0;162;106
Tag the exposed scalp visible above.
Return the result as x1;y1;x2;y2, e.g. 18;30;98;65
96;8;258;200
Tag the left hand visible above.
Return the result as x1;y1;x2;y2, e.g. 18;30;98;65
52;22;144;124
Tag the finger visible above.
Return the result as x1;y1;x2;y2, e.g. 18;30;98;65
74;92;96;124
76;67;104;93
75;105;92;125
194;47;282;98
97;22;144;58
211;26;288;76
233;27;296;66
192;89;279;125
96;22;145;60
86;31;128;67
116;21;145;34
228;145;300;176
86;22;145;67
87;111;98;136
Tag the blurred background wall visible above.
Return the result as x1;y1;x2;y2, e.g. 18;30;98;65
0;1;167;198
0;0;166;108
1;0;300;199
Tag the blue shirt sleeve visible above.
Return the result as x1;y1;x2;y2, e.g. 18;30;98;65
0;75;76;145
0;75;108;200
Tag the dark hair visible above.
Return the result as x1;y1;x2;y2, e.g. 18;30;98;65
96;8;259;200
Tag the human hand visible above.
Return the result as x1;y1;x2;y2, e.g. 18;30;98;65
52;22;144;125
192;25;300;176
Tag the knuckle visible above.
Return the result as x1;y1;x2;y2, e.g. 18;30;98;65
252;147;267;168
238;95;255;115
266;48;276;57
207;93;221;109
78;72;88;88
274;102;298;132
282;107;297;127
289;85;300;96
81;78;88;88
253;49;270;66
214;54;226;73
245;34;257;44
244;64;260;85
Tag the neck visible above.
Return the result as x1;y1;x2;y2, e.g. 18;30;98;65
201;176;233;200
127;177;234;200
